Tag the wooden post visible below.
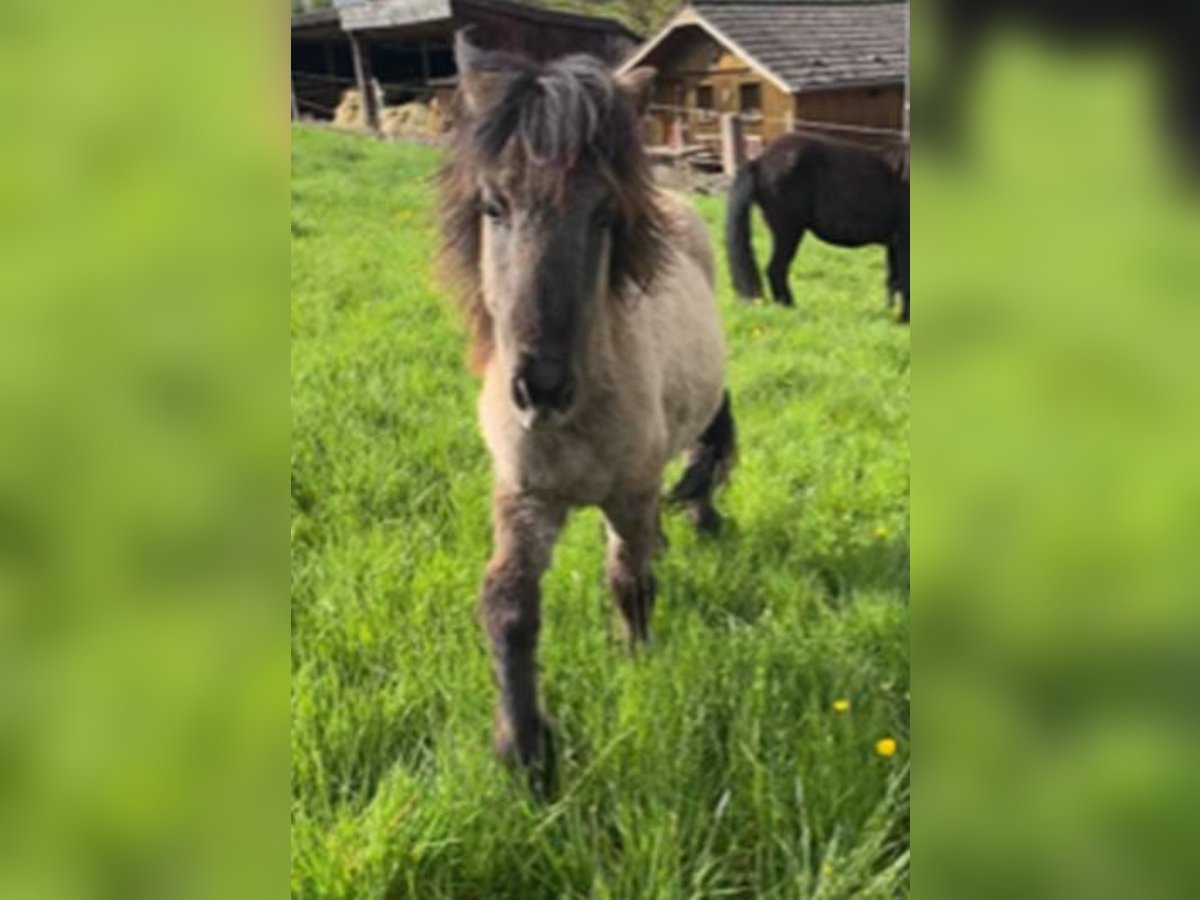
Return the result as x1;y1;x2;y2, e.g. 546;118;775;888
670;113;685;151
348;31;379;132
721;112;746;175
419;41;432;85
784;109;795;134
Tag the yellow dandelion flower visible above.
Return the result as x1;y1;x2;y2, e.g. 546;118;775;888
832;698;851;713
875;737;898;758
873;524;889;540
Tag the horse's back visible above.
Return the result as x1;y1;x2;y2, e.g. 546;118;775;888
659;191;716;288
760;133;905;245
766;132;893;181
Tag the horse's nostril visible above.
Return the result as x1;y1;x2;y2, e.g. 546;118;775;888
526;358;563;393
512;375;532;411
559;378;576;409
515;357;573;412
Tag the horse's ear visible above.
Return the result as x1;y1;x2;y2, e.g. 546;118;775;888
454;28;508;116
617;66;656;116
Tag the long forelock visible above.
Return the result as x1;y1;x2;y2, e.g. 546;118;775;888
474;56;663;233
477;57;617;186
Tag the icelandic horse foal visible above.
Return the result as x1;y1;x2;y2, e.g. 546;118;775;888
438;34;736;776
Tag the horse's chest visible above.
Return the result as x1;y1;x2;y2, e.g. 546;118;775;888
516;434;613;503
479;372;667;505
483;415;655;506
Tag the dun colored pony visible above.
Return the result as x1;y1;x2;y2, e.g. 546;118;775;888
438;34;736;777
726;132;910;322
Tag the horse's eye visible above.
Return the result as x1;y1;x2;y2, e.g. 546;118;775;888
481;195;509;222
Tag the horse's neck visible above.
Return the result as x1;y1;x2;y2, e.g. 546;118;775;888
578;286;641;406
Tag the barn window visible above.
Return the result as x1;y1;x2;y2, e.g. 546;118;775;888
739;83;762;118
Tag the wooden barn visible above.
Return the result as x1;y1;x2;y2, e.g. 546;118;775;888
619;0;908;158
291;0;640;129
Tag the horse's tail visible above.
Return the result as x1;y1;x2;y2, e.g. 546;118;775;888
668;391;737;534
725;161;762;300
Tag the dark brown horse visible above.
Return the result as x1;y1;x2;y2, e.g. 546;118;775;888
726;132;910;322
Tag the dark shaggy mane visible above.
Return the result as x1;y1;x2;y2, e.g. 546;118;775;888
437;50;669;372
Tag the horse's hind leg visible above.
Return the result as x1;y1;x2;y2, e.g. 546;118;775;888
767;229;803;307
482;490;565;775
886;242;899;307
603;490;661;646
892;231;909;324
667;391;737;534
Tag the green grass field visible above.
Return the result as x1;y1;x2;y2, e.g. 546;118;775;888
291;125;909;899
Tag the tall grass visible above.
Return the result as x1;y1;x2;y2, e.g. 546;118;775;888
291;125;909;899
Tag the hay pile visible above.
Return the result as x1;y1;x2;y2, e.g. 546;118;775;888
380;99;444;138
332;90;444;137
332;89;365;129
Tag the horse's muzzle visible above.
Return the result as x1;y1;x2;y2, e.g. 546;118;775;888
512;355;575;423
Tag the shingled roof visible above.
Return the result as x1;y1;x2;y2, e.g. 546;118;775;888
622;1;908;94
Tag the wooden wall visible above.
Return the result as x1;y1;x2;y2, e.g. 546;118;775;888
643;28;793;152
794;84;904;131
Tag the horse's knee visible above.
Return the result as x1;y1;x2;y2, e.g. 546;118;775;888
481;564;539;651
482;495;560;646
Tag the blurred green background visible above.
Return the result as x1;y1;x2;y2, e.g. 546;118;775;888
916;9;1200;900
0;2;287;899
3;1;1200;897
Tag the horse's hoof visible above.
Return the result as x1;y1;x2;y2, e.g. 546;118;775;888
687;502;723;535
617;571;657;648
494;715;557;797
493;710;539;765
625;630;655;657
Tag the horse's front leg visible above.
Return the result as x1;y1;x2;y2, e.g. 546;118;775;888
482;490;565;770
603;490;661;646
